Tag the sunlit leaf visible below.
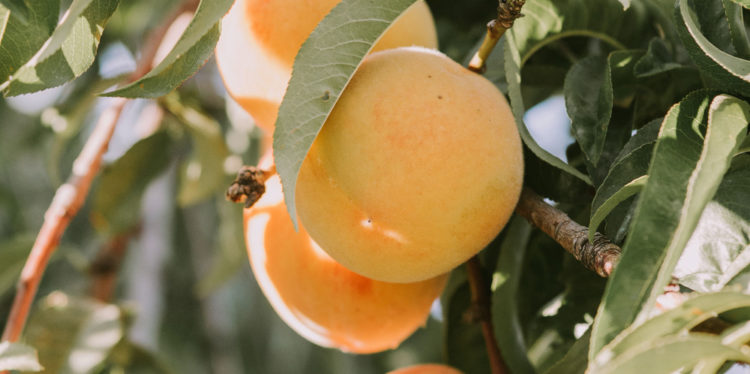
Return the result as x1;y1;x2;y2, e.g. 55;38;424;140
273;0;420;226
0;342;42;372
676;0;750;96
2;0;120;96
590;91;748;358
104;0;234;98
597;334;750;374
24;293;124;374
0;0;58;84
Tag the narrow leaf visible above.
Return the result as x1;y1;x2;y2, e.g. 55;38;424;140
597;334;750;374
589;91;747;358
676;0;750;96
564;56;613;165
722;0;750;59
694;320;750;374
104;0;234;98
273;0;419;226
2;0;119;96
0;342;42;372
0;0;58;84
595;291;750;368
588;175;647;242
504;36;592;185
491;217;534;374
545;330;591;374
728;0;750;8
24;293;124;374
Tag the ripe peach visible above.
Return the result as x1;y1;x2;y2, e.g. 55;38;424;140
388;364;464;374
244;166;447;353
215;0;438;133
296;46;523;283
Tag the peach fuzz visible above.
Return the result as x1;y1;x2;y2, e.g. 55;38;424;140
215;0;438;134
296;46;523;283
244;168;447;353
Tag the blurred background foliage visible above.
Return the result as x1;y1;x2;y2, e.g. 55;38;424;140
2;0;749;372
0;0;516;372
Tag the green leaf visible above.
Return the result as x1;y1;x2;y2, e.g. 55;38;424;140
589;91;749;358
676;0;750;97
0;342;42;372
694;320;750;374
594;291;750;368
728;0;750;8
722;0;750;59
507;0;658;66
491;217;534;374
588;175;647;242
545;329;590;374
564;56;613;165
596;334;750;374
442;267;490;374
24;293;124;374
104;0;233;98
0;0;58;84
2;0;119;96
273;0;419;226
634;38;685;77
161;94;230;206
675;157;750;293
92;131;173;235
590;118;660;234
504;36;592;185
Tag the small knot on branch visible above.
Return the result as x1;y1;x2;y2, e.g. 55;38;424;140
226;165;275;208
497;0;525;29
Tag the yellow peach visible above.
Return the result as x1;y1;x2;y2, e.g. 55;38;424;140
387;364;464;374
216;0;438;133
296;46;523;283
244;166;447;353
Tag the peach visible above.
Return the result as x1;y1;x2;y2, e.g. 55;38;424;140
215;0;438;133
388;364;464;374
296;46;523;283
244;165;447;353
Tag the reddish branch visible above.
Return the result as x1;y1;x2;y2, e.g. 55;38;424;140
0;0;199;345
466;257;509;374
514;188;621;277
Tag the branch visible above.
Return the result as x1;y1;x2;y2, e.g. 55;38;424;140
1;0;199;345
466;257;509;374
514;187;621;277
467;0;526;73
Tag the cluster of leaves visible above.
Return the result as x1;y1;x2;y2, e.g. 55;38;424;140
0;0;750;373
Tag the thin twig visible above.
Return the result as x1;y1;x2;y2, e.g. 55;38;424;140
514;187;621;277
0;0;199;345
466;257;509;374
467;0;526;73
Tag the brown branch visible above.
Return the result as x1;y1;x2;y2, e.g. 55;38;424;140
466;257;509;374
514;187;621;277
467;0;526;73
0;0;200;346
